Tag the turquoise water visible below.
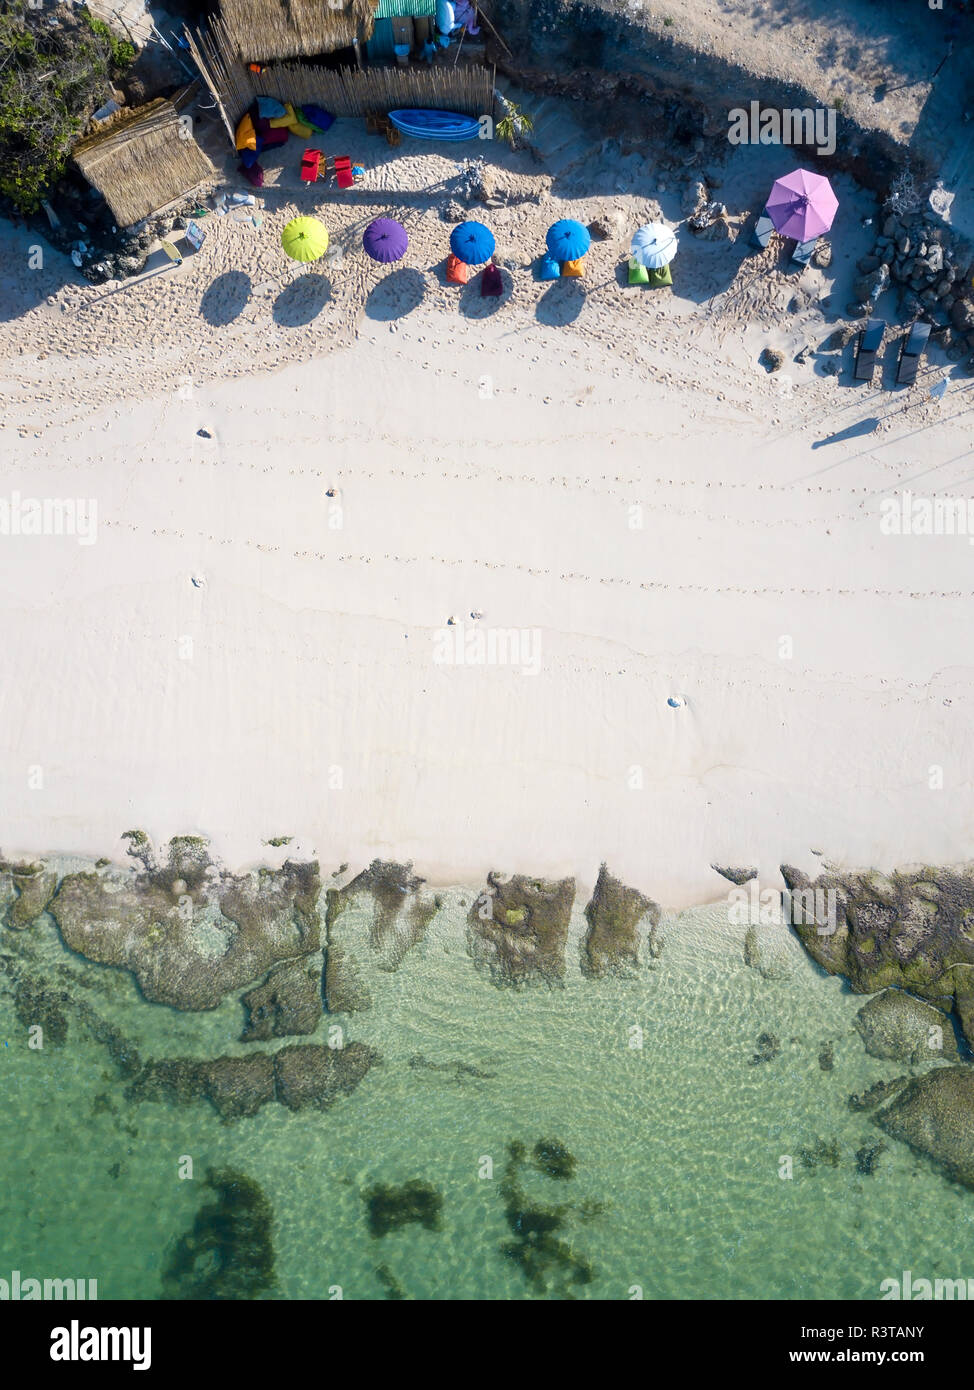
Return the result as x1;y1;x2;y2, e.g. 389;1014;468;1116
1;892;971;1300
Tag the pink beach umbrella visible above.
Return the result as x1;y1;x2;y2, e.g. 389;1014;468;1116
766;168;838;241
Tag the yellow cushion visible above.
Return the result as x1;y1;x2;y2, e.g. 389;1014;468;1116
235;112;256;151
287;119;313;138
561;257;585;277
269;102;297;129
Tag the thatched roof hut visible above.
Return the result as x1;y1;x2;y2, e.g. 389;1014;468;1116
218;0;378;63
72;90;215;229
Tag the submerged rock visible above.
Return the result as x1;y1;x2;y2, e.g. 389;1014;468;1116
14;977;68;1047
784;863;974;1049
748;1031;780;1066
855;1140;887;1176
581;865;661;977
329;860;438;974
322;940;372;1013
874;1065;974;1189
128;1040;378;1121
1;859;59;930
363;1180;443;1238
240;958;322;1041
128;1054;276;1122
273;1040;380;1112
854;989;958;1065
163;1168;275;1299
848;1077;909;1113
49;839;321;1011
466;872;575;987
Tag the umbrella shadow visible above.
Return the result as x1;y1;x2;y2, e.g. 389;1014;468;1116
535;279;586;327
458;267;514;318
273;274;332;327
199;270;252;326
365;266;427;321
810;416;880;448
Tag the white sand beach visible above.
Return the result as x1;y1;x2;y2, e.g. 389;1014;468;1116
2;112;973;906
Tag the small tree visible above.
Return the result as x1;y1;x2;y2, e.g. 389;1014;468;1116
0;2;132;215
495;93;534;150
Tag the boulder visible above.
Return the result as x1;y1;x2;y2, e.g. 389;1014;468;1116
875;1065;974;1189
855;989;958;1064
581;864;661;977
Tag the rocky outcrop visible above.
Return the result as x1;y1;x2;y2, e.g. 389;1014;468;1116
49;838;322;1011
0;859;59;930
273;1041;380;1112
467;872;575;987
581;865;660;977
712;865;758;887
855;989;958;1065
322;861;439;1012
127;1054;276;1122
240;959;322;1042
783;863;974;1049
874;1065;974;1190
127;1041;379;1122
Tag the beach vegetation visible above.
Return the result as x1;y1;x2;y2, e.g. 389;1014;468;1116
495;99;533;150
0;2;131;215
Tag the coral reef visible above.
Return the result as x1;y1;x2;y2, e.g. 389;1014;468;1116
162;1168;275;1299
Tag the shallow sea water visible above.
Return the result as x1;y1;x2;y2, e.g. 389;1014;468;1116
1;891;971;1301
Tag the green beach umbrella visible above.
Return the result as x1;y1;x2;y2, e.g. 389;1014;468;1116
282;216;329;263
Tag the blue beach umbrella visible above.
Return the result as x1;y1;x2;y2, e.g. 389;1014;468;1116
545;218;591;261
449;220;495;265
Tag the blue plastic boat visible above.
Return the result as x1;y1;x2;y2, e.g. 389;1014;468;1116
388;109;481;141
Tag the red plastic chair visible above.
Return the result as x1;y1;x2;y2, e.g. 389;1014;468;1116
334;155;354;189
300;148;323;183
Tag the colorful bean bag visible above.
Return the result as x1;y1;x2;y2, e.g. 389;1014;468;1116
300;104;335;134
561;257;585;278
289;118;313;139
239;147;261;170
268;102;299;129
235;112;257;152
628;257;649;285
446;253;468;286
257;126;289;151
648;264;673;287
239;160;264;188
255;96;287;119
481;264;503;297
537;253;560;281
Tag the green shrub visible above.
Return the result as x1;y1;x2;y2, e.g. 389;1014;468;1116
0;2;131;214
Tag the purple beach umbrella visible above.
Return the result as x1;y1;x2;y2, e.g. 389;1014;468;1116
363;217;408;263
766;168;838;242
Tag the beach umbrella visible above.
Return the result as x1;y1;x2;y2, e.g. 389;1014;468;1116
766;168;838;242
363;217;408;263
449;220;495;265
546;218;591;261
282;216;329;263
631;223;678;269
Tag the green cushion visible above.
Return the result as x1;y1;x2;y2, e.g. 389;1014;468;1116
628;257;649;285
648;264;673;287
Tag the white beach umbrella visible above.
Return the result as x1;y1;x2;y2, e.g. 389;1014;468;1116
631;223;678;269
